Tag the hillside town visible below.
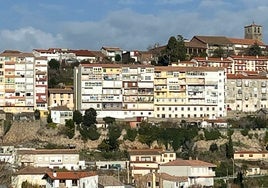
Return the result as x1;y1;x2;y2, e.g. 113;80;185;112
0;23;268;187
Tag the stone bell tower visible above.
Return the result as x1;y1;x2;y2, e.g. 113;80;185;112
244;22;263;42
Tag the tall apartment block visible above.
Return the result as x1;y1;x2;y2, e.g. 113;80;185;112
154;66;226;119
74;64;225;119
226;73;268;112
35;57;48;117
74;64;154;119
0;51;48;116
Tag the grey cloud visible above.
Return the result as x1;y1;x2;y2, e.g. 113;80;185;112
0;27;66;52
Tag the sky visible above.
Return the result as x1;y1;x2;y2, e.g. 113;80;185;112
1;0;268;52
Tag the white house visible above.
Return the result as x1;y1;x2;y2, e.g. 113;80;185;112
15;149;85;170
12;166;52;188
42;171;98;188
159;159;216;187
128;149;176;178
50;106;73;124
0;145;15;163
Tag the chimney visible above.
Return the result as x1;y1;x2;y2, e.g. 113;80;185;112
53;170;57;177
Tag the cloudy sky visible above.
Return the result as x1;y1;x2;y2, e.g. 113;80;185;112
1;0;268;52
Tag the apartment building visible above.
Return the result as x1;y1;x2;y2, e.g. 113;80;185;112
159;159;216;187
234;151;268;161
15;149;84;170
74;64;225;119
226;72;268;112
228;55;268;73
0;51;49;115
0;51;35;113
128;149;176;177
74;64;154;119
35;57;48;117
191;57;234;73
154;66;226;119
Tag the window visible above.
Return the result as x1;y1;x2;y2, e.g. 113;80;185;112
249;154;253;157
72;180;78;186
147;182;151;187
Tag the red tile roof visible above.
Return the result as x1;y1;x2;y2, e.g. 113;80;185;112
228;38;265;46
162;159;216;167
69;50;95;57
17;149;78;155
229;55;268;60
128;149;164;156
193;36;231;45
44;171;95;180
16;166;52;175
192;57;232;63
101;46;122;51
48;88;73;94
235;151;268;154
227;73;267;79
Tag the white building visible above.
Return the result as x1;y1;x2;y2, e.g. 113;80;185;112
74;64;155;119
43;171;98;188
15;149;85;170
128;149;176;177
12;166;51;188
159;159;216;187
74;64;225;120
50;106;73;124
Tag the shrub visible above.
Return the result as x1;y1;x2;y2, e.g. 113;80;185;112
240;129;249;136
204;129;221;140
209;143;219;152
124;128;137;142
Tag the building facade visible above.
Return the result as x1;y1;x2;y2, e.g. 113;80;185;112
15;149;84;170
48;87;74;110
74;64;225;119
244;23;263;42
226;72;268;112
0;51;35;113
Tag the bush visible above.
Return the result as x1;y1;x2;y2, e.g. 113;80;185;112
209;143;218;152
124;128;137;142
240;129;249;136
204;129;221;140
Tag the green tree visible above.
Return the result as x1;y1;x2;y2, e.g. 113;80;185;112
138;122;159;147
213;47;225;57
73;110;83;125
103;116;115;127
79;125;100;141
204;129;221;140
176;35;186;61
48;59;60;70
47;113;52;123
34;109;40;120
124;128;137;142
247;42;262;56
209;143;219;152
115;54;121;62
83;108;97;127
64;119;75;139
226;135;234;159
166;36;179;63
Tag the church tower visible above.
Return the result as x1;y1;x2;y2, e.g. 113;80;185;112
244;22;263;42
